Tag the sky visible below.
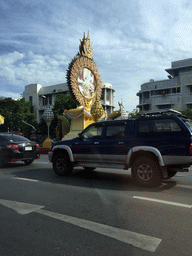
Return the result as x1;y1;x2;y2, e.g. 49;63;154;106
1;0;192;113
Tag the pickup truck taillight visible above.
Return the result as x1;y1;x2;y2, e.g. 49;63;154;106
189;143;192;155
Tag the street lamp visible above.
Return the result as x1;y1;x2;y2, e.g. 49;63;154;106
42;106;54;138
41;106;54;149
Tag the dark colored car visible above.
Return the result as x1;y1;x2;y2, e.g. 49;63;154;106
0;133;40;167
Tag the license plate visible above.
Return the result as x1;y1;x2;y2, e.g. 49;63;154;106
25;146;32;151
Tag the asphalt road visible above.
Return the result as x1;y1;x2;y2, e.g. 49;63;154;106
0;155;192;256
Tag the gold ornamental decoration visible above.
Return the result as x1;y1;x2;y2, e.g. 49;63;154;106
66;33;102;111
79;31;93;59
91;94;105;122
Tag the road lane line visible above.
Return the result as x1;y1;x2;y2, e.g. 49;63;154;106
0;199;44;214
36;208;161;252
12;177;39;182
133;196;192;208
176;184;192;190
0;199;161;252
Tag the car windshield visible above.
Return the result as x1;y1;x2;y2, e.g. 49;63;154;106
0;134;30;142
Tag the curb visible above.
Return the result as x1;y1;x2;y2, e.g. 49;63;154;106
40;148;49;154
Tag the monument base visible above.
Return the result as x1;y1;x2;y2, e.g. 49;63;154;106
42;137;52;148
63;114;94;140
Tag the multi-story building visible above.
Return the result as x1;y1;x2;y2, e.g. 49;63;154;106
100;83;115;116
23;82;115;123
137;58;192;111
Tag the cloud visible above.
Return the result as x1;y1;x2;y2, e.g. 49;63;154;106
1;0;192;110
0;51;69;87
138;0;192;51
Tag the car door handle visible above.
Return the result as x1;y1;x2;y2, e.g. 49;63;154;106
94;142;99;145
118;142;124;145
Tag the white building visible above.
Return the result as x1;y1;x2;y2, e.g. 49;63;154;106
100;83;115;116
137;58;192;111
23;82;115;122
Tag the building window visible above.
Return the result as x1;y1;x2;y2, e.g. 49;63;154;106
187;85;192;93
29;96;32;103
48;95;52;105
42;95;52;105
101;89;104;100
143;92;149;98
187;104;192;109
154;89;171;96
172;87;180;93
43;97;47;106
174;70;178;77
158;104;171;109
106;89;110;101
143;105;149;110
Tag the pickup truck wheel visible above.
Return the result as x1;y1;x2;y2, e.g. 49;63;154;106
53;153;73;176
131;157;162;187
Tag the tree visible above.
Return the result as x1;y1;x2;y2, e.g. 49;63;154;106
181;109;192;119
36;93;78;141
51;93;78;140
128;108;139;119
0;98;37;136
52;93;78;116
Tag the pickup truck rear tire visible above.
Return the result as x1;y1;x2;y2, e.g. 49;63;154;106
131;157;162;187
53;153;73;176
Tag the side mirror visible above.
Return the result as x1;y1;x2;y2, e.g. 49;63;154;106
77;133;83;139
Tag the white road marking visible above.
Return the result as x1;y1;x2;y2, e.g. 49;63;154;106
0;199;161;252
133;196;192;208
176;184;192;190
0;199;44;214
12;177;39;182
160;183;192;190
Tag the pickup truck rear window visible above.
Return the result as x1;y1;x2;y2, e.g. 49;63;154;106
184;120;192;132
106;124;126;138
138;119;182;133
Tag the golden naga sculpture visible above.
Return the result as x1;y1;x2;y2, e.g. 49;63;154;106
107;102;123;120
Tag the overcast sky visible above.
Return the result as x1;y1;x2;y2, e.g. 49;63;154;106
1;0;192;112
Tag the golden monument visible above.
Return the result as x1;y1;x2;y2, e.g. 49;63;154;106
0;115;4;125
64;32;104;139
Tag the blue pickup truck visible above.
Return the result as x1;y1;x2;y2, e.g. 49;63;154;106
48;109;192;187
